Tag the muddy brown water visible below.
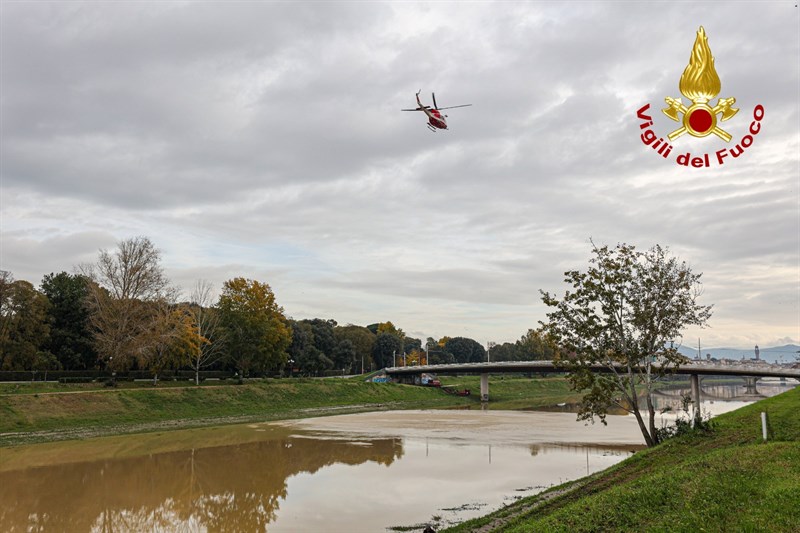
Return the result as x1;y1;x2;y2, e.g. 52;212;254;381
1;382;794;532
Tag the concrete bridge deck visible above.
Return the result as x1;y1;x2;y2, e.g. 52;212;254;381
385;361;800;406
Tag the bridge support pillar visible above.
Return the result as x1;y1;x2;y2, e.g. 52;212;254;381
690;374;702;426
480;373;489;402
744;377;759;395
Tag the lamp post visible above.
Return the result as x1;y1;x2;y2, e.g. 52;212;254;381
487;342;496;362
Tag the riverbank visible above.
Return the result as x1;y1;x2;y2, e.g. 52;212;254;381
444;386;800;532
0;376;583;446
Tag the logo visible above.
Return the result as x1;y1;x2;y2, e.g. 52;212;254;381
636;27;764;168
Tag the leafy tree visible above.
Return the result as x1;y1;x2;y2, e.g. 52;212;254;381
332;339;357;373
376;322;406;339
217;278;291;377
0;271;16;359
540;242;712;447
516;328;557;361
40;272;97;370
424;337;453;364
487;342;520;362
287;320;334;376
444;337;485;364
403;349;425;366
334;325;375;372
303;318;337;360
139;303;201;385
0;278;52;371
403;337;422;354
82;236;171;371
373;332;402;368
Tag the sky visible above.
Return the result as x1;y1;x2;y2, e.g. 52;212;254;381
2;1;798;351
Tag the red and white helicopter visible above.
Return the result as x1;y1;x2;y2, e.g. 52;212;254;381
402;90;472;131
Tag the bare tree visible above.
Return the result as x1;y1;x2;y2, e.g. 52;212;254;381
82;237;172;371
187;280;226;385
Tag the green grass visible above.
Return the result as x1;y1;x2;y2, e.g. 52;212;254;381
0;376;580;446
438;375;585;409
444;386;800;532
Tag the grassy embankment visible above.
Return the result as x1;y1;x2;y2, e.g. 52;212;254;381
445;386;800;533
0;375;583;446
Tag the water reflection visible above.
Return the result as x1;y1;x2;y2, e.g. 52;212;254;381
0;430;402;532
527;382;797;418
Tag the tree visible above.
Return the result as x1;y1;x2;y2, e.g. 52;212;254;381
0;278;52;371
82;236;171;371
217;278;291;377
403;337;421;354
373;332;402;368
40;272;98;370
332;339;357;373
516;328;557;361
139;302;201;385
288;320;334;376
487;342;520;362
187;280;226;385
444;337;485;364
0;271;16;353
334;325;375;372
540;242;712;447
304;318;337;361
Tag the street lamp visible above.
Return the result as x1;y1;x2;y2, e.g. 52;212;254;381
487;342;496;362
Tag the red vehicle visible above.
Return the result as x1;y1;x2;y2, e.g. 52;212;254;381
402;90;472;132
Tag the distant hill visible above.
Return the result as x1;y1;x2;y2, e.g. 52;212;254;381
676;344;800;364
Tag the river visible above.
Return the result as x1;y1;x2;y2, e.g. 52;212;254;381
0;381;795;532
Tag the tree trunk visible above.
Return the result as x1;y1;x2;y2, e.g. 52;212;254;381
631;407;654;447
646;393;658;445
195;368;200;386
627;368;654;447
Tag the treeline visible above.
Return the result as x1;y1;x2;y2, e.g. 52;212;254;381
0;237;555;384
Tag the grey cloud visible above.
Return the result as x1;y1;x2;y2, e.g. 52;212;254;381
2;1;797;347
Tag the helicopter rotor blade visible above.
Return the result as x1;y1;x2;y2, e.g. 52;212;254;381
432;92;438;110
436;104;472;110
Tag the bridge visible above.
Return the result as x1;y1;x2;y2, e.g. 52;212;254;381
385;361;800;415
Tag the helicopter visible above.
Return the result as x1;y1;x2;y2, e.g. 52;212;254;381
402;90;472;131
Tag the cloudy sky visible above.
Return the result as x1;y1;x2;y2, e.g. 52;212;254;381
2;1;798;350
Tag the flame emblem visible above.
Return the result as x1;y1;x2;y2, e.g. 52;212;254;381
662;27;738;141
